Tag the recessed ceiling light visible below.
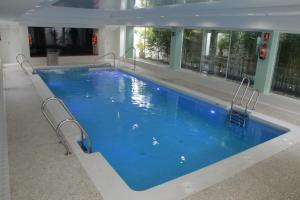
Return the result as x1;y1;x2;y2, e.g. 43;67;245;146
160;16;165;18
29;9;35;12
195;14;200;17
35;5;41;8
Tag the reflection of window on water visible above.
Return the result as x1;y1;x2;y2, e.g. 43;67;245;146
28;27;98;57
134;27;171;65
181;29;260;84
272;33;300;97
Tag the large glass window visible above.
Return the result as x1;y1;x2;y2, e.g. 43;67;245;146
272;33;300;97
134;27;171;65
182;29;260;83
28;27;98;57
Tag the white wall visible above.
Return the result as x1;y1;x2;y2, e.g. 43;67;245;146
0;57;11;200
99;26;120;55
0;22;21;64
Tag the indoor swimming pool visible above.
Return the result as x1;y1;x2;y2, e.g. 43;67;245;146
37;67;287;191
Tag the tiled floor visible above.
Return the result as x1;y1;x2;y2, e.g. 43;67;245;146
5;66;102;200
4;63;300;200
184;143;300;200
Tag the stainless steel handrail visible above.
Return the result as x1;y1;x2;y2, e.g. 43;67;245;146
125;47;137;72
56;119;72;155
16;53;28;65
245;89;260;113
119;47;137;72
229;77;260;127
41;97;74;131
56;119;93;154
93;52;116;68
41;96;92;155
16;54;35;74
230;77;250;110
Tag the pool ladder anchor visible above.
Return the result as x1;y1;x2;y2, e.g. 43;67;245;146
41;96;92;155
228;77;260;128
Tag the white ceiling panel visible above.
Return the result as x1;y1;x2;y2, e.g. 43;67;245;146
1;0;300;33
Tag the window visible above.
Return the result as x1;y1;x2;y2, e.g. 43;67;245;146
28;27;98;57
182;29;204;72
134;27;171;65
182;29;261;83
272;33;300;97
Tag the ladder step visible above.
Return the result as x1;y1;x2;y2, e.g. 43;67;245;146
231;111;247;116
229;109;248;128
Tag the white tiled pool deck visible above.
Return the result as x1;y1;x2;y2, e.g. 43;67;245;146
3;63;300;200
4;65;102;200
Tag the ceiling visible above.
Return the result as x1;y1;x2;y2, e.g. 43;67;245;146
0;0;53;21
1;0;300;33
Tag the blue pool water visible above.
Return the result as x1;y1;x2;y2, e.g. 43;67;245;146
37;67;287;191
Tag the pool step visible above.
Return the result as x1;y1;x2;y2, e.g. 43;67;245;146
229;110;248;128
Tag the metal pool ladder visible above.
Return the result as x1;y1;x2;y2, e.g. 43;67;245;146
41;96;92;155
93;52;116;69
16;54;36;74
118;47;137;72
228;77;260;128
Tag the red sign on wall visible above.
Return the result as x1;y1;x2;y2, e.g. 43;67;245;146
264;32;271;41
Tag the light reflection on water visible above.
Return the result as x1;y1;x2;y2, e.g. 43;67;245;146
130;77;153;109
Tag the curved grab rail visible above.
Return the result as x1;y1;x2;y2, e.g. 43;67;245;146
41;96;92;155
229;77;260;128
93;52;116;68
119;47;137;72
41;97;73;131
16;54;26;65
56;119;92;154
245;89;260;113
230;76;250;110
16;53;35;74
125;47;137;72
